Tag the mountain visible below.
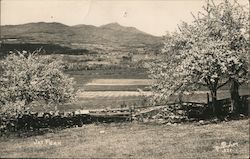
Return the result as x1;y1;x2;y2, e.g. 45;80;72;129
1;22;75;45
100;22;146;34
1;22;162;49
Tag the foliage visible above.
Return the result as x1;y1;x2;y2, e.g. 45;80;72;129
147;0;249;109
0;51;76;113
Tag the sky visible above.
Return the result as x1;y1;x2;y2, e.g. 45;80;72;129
1;0;249;36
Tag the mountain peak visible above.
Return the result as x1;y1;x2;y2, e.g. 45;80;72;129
100;22;148;35
100;22;122;29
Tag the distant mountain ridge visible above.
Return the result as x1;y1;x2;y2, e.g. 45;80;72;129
1;22;162;49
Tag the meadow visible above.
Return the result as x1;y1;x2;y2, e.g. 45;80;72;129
0;119;248;158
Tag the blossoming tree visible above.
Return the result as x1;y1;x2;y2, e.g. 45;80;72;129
0;51;76;114
148;0;249;115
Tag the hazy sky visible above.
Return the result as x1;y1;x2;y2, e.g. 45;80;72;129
1;0;248;36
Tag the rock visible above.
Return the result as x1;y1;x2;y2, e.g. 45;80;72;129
157;119;167;124
177;110;185;115
166;122;172;126
143;119;149;123
172;123;177;126
37;112;44;117
221;141;227;147
99;130;105;134
240;114;245;117
75;110;90;115
199;120;204;124
211;118;219;123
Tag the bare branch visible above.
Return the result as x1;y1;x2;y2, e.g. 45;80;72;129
217;79;230;89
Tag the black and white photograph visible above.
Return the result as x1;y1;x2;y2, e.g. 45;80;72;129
0;0;249;158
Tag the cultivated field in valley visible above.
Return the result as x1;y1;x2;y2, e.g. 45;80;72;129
61;69;250;111
27;68;249;112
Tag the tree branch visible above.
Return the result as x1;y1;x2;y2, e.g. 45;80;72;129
217;79;230;89
197;82;207;87
204;78;212;90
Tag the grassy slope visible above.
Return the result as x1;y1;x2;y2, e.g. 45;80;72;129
0;119;249;158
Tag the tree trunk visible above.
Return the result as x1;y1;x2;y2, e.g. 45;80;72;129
210;89;217;116
230;78;240;114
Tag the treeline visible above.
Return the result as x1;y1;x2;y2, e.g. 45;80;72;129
0;43;92;58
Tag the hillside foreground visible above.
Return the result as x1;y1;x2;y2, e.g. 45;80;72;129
0;119;249;158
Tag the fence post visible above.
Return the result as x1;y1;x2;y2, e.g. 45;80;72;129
129;106;133;122
207;93;210;104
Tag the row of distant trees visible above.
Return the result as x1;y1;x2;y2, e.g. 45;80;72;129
147;0;249;115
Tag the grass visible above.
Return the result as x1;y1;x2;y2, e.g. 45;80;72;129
69;68;149;91
67;68;148;82
73;96;145;110
31;96;145;112
86;79;152;85
81;79;151;91
80;85;150;91
0;119;249;158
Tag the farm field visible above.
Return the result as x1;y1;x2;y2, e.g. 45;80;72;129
43;69;249;112
70;89;249;111
68;68;149;90
82;79;152;91
0;119;248;158
85;79;153;85
31;88;249;112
